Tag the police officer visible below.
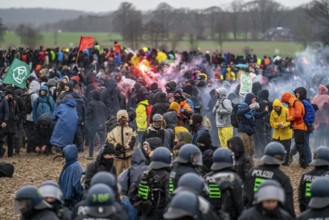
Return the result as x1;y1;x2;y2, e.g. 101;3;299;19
38;180;71;220
164;191;213;220
174;173;220;220
72;171;121;219
74;183;127;220
204;148;244;219
14;185;59;220
129;147;171;220
298;177;329;219
238;180;293;220
244;141;295;217
170;144;203;192
298;146;329;212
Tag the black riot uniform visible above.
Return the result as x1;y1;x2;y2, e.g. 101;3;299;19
298;146;329;212
298;177;329;220
74;183;127;220
239;180;293;220
204;147;244;220
129;147;171;220
244;142;295;217
170;144;204;193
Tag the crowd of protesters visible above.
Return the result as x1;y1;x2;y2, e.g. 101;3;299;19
1;41;329;219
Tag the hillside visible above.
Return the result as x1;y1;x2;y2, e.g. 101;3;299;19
0;8;88;28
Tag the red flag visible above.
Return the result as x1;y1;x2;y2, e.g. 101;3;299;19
78;36;95;51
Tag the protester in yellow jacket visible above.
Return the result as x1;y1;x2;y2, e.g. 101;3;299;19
270;99;293;165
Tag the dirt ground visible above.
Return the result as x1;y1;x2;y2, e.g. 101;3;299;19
0;150;311;220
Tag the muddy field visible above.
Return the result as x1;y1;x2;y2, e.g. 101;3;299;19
0;150;311;220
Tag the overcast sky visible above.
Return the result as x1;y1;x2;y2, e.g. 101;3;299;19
1;0;312;12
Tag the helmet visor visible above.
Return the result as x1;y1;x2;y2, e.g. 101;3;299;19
190;153;202;166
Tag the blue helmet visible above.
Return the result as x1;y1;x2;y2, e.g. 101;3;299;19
15;185;51;215
261;142;286;165
255;180;285;204
175;144;203;166
175;173;206;195
163;191;200;219
309;177;329;209
91;171;119;195
149;147;172;169
86;183;116;217
38;181;64;204
211;148;233;171
310;146;329;167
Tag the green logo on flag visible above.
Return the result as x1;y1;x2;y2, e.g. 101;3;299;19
3;58;31;89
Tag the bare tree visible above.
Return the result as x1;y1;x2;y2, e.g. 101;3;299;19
144;21;166;48
306;0;329;44
214;19;228;52
229;0;244;40
203;6;222;40
113;2;143;48
15;24;43;48
243;0;283;39
153;2;174;39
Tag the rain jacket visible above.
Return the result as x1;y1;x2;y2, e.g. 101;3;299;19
136;100;149;131
50;98;78;148
58;145;83;209
32;85;56;122
270;99;293;140
281;93;306;131
118;147;148;196
312;85;329;128
106;124;136;158
86;90;107;130
213;88;233;128
26;80;40;122
237;93;267;134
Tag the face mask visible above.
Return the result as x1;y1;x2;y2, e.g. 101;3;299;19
102;158;114;169
152;121;162;129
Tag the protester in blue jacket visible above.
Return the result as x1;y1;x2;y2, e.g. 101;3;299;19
50;96;78;151
32;85;56;122
58;144;83;210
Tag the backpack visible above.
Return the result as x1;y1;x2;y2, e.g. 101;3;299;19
105;115;118;133
35;96;51;111
24;93;34;114
230;103;240;128
294;99;315;132
0;162;14;178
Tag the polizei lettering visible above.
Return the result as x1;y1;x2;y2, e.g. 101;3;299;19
251;169;274;179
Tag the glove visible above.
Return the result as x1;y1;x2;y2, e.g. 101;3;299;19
249;102;260;110
115;144;125;156
128;136;136;149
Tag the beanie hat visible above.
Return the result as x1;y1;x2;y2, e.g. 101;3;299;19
152;113;163;122
102;144;116;155
47;78;57;87
191;113;203;125
169;102;180;113
117;110;128;121
182;85;193;95
5;89;13;96
197;131;212;146
65;81;74;90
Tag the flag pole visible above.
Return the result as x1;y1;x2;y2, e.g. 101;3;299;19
76;36;82;64
75;51;80;64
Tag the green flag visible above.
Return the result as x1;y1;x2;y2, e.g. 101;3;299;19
3;58;31;89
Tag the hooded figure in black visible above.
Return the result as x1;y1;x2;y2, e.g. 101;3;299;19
254;89;272;157
86;89;107;158
196;131;216;171
148;82;162;105
228;136;253;182
29;113;54;155
84;144;117;191
150;92;169;122
100;79;126;118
